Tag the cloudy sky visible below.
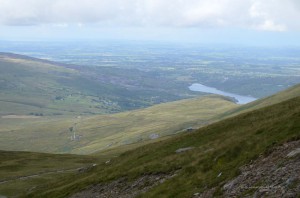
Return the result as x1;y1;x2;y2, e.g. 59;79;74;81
1;0;300;45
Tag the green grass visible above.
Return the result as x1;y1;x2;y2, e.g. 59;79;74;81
0;151;95;180
0;53;114;116
25;95;300;197
218;83;300;119
0;172;75;197
0;150;103;197
0;95;237;154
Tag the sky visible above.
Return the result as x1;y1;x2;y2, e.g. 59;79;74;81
0;0;300;45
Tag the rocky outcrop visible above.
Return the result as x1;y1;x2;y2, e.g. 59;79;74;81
175;147;194;153
222;140;300;197
70;173;177;198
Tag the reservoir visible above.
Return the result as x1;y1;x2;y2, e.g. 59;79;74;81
189;83;257;104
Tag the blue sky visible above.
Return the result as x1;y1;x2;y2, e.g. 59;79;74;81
0;0;300;46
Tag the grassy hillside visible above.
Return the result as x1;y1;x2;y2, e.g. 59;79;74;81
0;52;204;116
219;83;300;118
0;150;100;197
26;95;300;197
0;52;120;115
0;95;237;154
2;52;300;197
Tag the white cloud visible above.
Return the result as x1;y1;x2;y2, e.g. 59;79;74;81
0;0;299;31
256;20;287;32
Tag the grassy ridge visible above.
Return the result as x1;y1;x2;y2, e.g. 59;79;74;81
0;95;237;154
27;95;300;197
219;83;300;118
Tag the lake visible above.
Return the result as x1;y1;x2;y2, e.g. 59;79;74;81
189;83;257;104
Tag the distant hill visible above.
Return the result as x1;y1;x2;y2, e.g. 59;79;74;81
0;52;203;116
27;91;300;198
0;52;118;115
0;95;237;154
2;51;299;155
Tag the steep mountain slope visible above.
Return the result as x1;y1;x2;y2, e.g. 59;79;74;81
27;95;300;197
0;95;237;154
0;52;118;115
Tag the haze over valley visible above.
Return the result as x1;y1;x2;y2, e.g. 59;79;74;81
0;0;300;197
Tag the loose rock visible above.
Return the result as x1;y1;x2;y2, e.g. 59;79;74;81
175;147;194;153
